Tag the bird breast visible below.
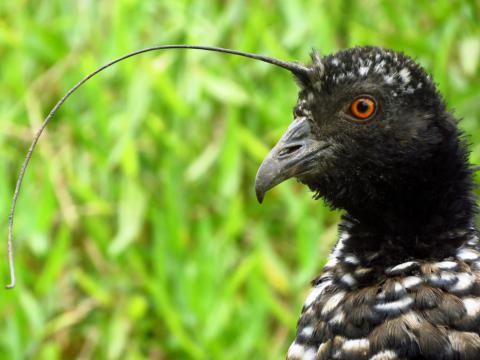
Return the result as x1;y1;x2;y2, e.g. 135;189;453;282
287;233;480;360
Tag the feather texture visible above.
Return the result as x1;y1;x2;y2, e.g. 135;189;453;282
288;233;480;360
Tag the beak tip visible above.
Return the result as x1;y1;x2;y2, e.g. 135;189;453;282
255;189;264;204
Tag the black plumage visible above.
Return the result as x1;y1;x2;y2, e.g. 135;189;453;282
254;46;480;359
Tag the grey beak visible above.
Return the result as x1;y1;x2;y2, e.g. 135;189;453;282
255;117;328;203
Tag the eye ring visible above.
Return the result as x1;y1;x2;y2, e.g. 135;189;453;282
349;96;377;121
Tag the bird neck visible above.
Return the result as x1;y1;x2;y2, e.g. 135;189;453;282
339;132;477;261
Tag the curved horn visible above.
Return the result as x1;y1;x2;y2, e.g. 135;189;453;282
6;44;310;289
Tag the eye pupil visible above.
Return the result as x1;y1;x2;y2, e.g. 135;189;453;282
356;100;370;113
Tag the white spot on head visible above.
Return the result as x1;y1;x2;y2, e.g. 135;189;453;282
399;68;411;84
321;291;346;316
373;60;386;73
449;273;475;292
457;248;480;261
374;296;413;313
331;58;340;66
384;75;394;84
358;65;370;76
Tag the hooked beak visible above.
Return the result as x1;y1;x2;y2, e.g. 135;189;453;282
255;117;329;203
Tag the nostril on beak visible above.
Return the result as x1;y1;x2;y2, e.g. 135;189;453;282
278;144;303;158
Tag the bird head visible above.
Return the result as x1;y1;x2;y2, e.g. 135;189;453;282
255;47;468;223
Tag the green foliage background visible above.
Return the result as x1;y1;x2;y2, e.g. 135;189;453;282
1;1;479;359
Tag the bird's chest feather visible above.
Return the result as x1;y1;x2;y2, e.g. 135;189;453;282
287;234;480;360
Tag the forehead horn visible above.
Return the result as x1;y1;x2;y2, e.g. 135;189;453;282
5;44;314;289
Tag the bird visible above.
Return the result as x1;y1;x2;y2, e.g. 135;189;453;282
254;46;480;360
6;44;479;359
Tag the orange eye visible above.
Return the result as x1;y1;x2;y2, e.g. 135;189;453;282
350;97;376;120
